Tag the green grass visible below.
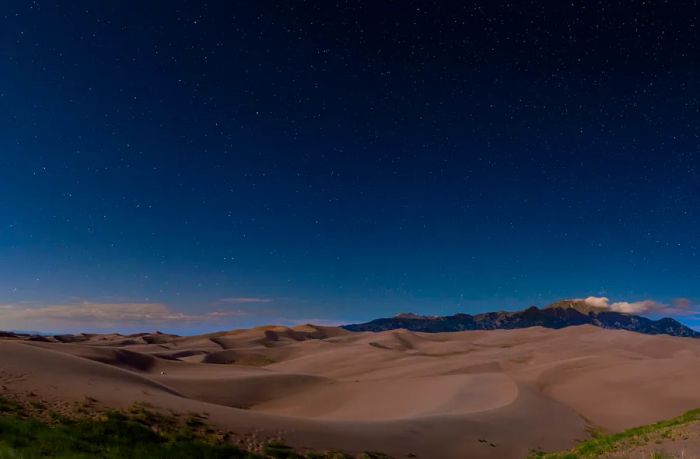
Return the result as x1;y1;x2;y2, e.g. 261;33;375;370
0;396;391;459
0;409;257;458
530;408;700;458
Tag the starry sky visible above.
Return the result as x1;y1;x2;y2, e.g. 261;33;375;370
1;1;700;333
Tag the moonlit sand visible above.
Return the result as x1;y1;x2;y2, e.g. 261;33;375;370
3;325;700;458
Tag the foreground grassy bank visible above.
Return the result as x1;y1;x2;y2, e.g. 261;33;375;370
0;396;256;459
0;414;253;458
531;408;700;458
0;396;386;459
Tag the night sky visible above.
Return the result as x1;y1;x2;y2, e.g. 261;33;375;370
2;1;700;333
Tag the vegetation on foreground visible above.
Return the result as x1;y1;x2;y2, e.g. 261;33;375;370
531;408;700;458
0;395;387;459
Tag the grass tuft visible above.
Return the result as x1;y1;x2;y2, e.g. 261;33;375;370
530;408;700;458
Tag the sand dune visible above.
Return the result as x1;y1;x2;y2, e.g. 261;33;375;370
252;373;518;420
3;325;700;458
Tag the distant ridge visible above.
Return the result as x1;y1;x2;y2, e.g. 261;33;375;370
342;300;700;338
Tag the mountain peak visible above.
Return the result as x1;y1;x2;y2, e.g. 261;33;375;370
545;299;608;314
394;312;433;320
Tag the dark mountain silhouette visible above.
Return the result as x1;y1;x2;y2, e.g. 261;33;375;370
342;300;699;338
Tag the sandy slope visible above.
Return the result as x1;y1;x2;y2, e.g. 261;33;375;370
3;324;700;458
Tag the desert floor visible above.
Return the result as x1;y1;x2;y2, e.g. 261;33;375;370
2;324;700;458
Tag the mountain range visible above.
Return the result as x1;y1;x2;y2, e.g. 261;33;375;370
342;300;700;338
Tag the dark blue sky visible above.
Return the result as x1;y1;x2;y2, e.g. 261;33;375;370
1;1;700;332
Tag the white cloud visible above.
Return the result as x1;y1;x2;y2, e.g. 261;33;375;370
217;297;273;304
576;296;700;317
0;302;248;331
205;310;248;318
0;302;182;322
609;300;661;314
580;296;610;308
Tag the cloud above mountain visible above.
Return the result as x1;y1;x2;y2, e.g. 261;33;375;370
578;296;699;316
